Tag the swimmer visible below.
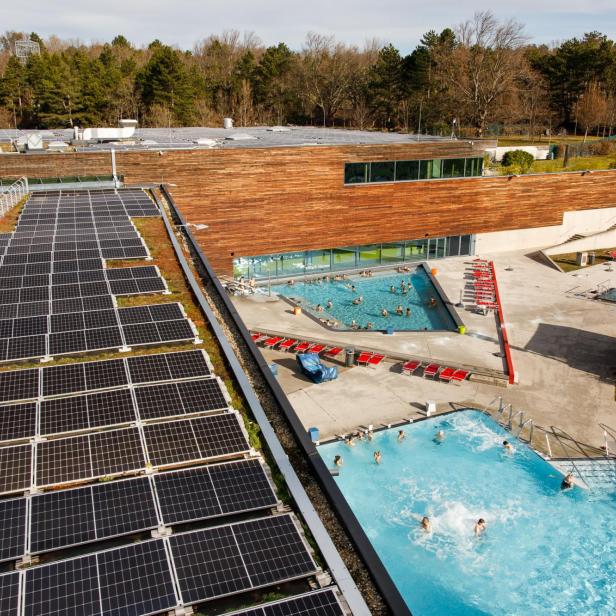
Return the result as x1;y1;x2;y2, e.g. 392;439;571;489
374;450;382;464
316;304;324;312
345;436;355;447
429;297;437;308
287;279;295;286
398;429;405;441
396;305;403;315
434;430;445;443
367;430;374;441
406;307;411;317
358;295;364;304
382;308;389;317
561;472;575;490
352;297;361;305
334;455;343;467
351;320;359;330
503;440;514;453
326;300;333;310
351;285;356;292
390;286;396;293
474;518;486;536
366;322;374;330
421;516;432;533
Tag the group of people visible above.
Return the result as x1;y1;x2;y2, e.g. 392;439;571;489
359;270;374;277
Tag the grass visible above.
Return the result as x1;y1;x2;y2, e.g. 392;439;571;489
551;248;616;272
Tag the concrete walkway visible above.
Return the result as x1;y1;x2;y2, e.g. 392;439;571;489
236;252;616;450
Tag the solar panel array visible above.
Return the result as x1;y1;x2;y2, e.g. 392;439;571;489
0;458;277;560
0;188;340;616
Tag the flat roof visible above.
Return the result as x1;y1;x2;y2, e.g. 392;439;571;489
0;126;458;151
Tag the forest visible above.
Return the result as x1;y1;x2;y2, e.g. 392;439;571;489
1;12;615;139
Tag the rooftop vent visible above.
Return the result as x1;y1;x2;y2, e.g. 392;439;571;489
224;133;256;141
223;118;234;129
267;126;291;132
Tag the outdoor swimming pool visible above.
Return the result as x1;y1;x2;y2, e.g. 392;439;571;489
598;287;616;303
270;266;457;331
318;410;616;615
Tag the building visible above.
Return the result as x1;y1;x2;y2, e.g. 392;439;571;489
1;126;616;278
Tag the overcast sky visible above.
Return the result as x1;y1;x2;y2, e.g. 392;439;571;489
5;1;616;52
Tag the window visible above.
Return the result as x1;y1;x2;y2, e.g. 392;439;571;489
460;235;472;255
358;244;381;265
446;236;460;257
369;161;395;183
419;159;442;180
381;242;405;263
344;163;368;184
305;250;331;273
442;158;465;178
395;160;420;182
406;239;427;260
465;157;484;177
332;247;357;270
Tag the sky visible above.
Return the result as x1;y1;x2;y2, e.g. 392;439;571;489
4;0;616;52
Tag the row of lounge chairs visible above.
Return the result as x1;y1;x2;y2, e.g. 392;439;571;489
402;359;469;384
468;258;499;311
252;332;469;382
251;333;344;359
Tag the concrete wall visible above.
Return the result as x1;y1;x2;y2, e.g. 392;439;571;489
545;228;616;256
475;206;616;254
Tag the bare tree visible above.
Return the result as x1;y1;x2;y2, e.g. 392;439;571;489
435;11;527;137
300;33;358;127
578;81;609;142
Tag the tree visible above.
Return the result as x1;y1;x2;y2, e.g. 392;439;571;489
502;149;534;171
300;33;357;126
136;45;196;125
368;44;404;129
433;11;527;137
577;81;609;141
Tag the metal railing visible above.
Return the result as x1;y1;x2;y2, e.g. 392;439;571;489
0;176;28;217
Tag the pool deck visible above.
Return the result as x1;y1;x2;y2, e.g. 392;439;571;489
232;251;616;452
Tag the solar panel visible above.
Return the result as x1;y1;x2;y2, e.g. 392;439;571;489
191;414;250;459
92;477;157;538
156;319;195;342
97;541;177;615
0;498;26;562
169;514;316;603
84;358;128;390
143;420;201;467
42;363;86;396
0;444;31;493
24;554;100;616
0;571;20;616
36;435;91;485
0;368;39;402
30;488;96;553
0;402;37;442
40;396;89;435
89;428;145;477
165;349;211;379
225;589;345;616
86;389;136;428
155;459;277;525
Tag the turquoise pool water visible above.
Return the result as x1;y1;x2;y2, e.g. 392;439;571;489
599;287;616;303
318;411;615;615
270;267;456;331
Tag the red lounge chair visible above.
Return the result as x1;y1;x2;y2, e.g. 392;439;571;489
263;336;283;348
294;341;312;353
368;354;385;368
439;367;455;382
251;332;264;342
423;363;440;378
402;360;421;375
278;338;297;351
356;351;372;365
308;343;326;354
323;346;343;359
452;369;470;384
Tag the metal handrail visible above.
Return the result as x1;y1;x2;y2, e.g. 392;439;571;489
0;176;28;216
547;427;596;491
598;423;616;457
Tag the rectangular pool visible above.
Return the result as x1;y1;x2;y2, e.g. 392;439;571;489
318;410;615;615
271;266;457;331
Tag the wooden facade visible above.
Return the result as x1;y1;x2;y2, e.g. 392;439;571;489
2;142;616;274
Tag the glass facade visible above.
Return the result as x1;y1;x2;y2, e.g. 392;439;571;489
344;157;483;185
234;235;474;279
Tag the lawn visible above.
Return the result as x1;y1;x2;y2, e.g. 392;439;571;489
550;248;616;272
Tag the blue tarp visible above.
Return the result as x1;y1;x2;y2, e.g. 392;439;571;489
296;353;338;384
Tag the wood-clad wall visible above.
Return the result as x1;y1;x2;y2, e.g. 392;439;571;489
2;143;616;274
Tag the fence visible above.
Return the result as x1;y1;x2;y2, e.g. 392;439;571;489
0;176;28;217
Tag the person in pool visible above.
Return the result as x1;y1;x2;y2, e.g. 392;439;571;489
398;429;405;441
334;455;343;466
367;430;374;441
434;430;445;443
421;516;432;533
374;450;382;464
406;307;411;317
366;322;374;330
503;440;514;453
390;285;396;293
561;472;575;490
474;518;486;536
396;305;403;315
382;308;389;317
326;299;333;309
428;297;437;308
